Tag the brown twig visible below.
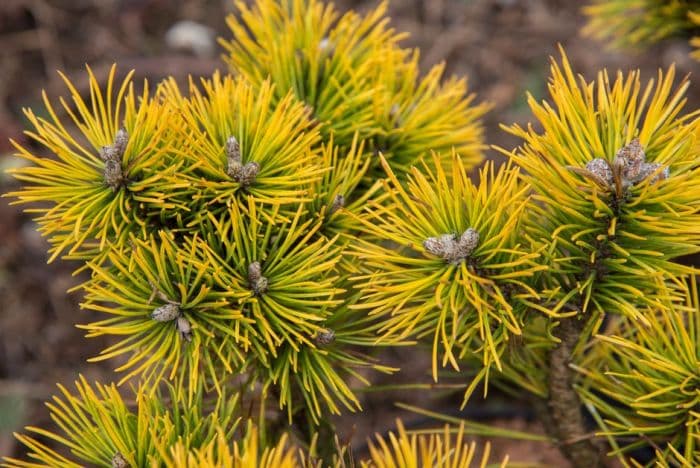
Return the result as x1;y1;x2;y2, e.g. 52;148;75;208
547;316;605;468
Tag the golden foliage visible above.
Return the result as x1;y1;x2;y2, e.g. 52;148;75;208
351;154;543;401
501;47;700;323
363;420;508;468
577;278;700;466
583;0;700;49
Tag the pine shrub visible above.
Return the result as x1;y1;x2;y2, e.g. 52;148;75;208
3;1;700;467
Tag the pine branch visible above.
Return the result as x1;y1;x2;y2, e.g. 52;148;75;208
547;315;605;468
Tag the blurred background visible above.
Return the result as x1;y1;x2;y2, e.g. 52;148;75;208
1;0;698;464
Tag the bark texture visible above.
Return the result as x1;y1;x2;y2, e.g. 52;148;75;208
548;316;605;468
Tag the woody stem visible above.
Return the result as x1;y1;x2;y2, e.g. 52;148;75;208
547;315;605;468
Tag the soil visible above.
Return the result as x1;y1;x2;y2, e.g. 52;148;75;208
1;0;698;466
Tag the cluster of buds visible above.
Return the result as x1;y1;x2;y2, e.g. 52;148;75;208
248;261;269;296
99;128;129;191
423;228;480;265
149;285;192;342
226;136;260;187
571;139;669;195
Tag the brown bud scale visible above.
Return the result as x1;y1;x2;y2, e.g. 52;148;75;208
584;158;613;187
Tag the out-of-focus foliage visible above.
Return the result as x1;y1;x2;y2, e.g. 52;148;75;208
583;0;700;51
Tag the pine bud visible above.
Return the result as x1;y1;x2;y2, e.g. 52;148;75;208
151;303;180;322
225;136;243;178
584;158;614;188
643;163;670;183
329;194;345;214
176;315;193;342
103;158;124;192
314;327;335;346
112;452;129;468
608;139;669;189
423;234;455;259
226;136;241;163
458;228;479;255
615;138;645;182
253;276;269;295
238;161;260;187
248;261;262;282
98;145;117;162
248;261;269;295
113;128;129;156
99;129;129;191
424;228;479;264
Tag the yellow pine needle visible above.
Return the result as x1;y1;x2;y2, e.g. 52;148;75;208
7;65;177;262
499;46;700;322
351;152;538;396
4;377;244;468
576;277;700;464
157;73;324;220
162;426;299;468
362;419;508;468
583;0;698;50
221;0;402;147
